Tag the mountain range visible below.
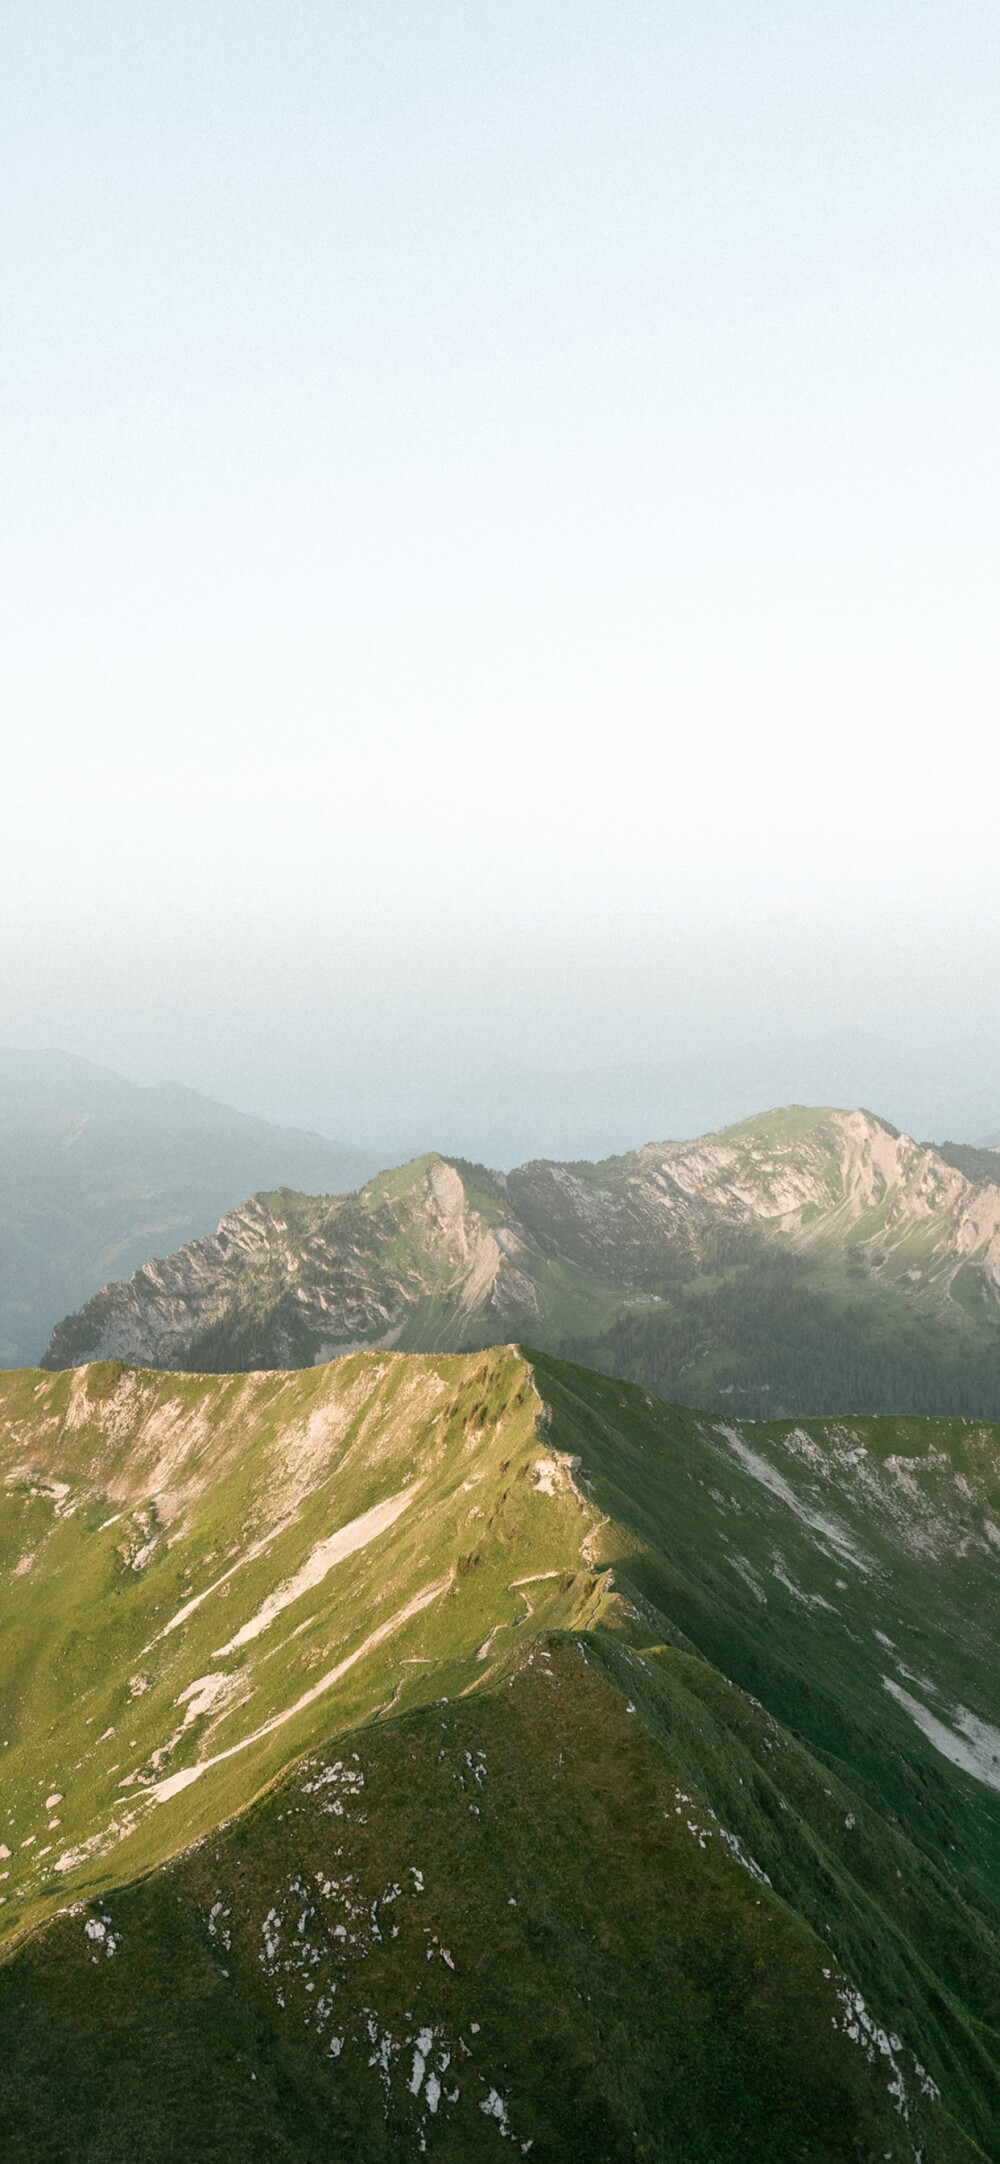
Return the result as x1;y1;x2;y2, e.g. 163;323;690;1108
0;1048;388;1370
44;1106;1000;1420
260;1032;1000;1167
2;1343;1000;2156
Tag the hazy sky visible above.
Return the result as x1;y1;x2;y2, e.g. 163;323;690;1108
4;3;1000;1121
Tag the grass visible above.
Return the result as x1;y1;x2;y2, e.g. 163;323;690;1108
0;1642;979;2162
3;1348;1000;2155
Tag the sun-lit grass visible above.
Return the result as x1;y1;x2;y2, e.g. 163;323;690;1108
2;1347;1000;2155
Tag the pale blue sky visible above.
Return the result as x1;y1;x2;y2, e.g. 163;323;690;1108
3;3;1000;1112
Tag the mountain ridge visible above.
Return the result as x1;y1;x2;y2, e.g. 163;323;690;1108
254;1031;1000;1166
43;1105;1000;1420
1;1345;999;2154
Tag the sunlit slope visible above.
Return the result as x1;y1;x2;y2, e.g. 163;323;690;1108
0;1348;607;1938
44;1108;1000;1418
4;1351;1000;2152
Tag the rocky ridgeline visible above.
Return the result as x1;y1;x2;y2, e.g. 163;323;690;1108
42;1108;1000;1381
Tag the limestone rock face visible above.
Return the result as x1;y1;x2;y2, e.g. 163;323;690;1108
42;1109;1000;1383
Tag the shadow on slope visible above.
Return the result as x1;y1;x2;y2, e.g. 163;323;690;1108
0;1642;978;2163
3;1349;1000;2155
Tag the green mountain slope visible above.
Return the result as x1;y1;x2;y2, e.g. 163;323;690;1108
3;1348;1000;2155
44;1107;1000;1419
0;1047;386;1368
0;1645;972;2164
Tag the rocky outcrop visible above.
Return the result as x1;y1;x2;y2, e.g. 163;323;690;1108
43;1158;544;1372
43;1110;1000;1374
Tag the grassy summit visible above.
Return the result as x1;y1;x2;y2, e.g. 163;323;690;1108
1;1348;999;2155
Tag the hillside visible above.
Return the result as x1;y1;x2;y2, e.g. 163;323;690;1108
0;1047;387;1368
44;1106;1000;1420
3;1346;1000;2154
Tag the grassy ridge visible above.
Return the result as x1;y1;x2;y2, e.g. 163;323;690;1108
0;1642;979;2162
0;1349;620;1944
3;1350;1000;2154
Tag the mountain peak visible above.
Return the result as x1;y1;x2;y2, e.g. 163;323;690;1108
42;1108;1000;1421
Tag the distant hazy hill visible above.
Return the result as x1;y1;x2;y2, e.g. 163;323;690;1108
0;1048;387;1368
280;1034;1000;1165
933;1140;1000;1185
46;1105;1000;1419
0;1346;997;2155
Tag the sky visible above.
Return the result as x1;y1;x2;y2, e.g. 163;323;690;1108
3;2;1000;1142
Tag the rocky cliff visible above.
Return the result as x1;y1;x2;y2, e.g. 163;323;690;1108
43;1108;1000;1417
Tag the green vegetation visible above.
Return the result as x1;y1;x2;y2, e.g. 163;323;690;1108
43;1107;1000;1421
3;1348;1000;2154
0;1644;974;2162
568;1246;1000;1419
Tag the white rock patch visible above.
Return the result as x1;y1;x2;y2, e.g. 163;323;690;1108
149;1577;449;1804
714;1427;871;1572
882;1677;1000;1795
213;1483;422;1655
